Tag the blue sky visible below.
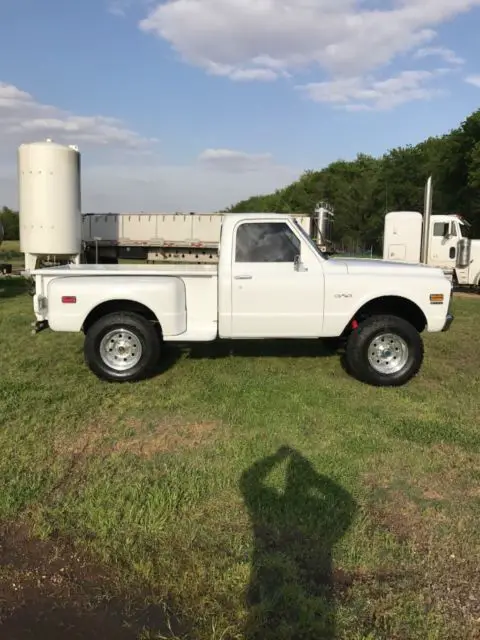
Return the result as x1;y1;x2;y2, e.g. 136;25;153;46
1;0;480;211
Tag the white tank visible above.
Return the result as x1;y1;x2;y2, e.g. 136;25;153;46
18;139;82;257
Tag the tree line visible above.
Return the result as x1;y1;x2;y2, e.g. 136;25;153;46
227;109;480;253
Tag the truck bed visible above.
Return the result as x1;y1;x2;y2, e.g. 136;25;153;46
31;263;218;278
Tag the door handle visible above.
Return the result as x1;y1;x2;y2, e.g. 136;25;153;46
234;274;253;280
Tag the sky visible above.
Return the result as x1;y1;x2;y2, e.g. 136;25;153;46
1;0;480;212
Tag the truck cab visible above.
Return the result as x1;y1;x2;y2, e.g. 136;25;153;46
218;214;325;338
384;210;480;287
383;176;480;289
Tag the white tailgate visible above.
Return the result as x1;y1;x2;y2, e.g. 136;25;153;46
46;276;187;335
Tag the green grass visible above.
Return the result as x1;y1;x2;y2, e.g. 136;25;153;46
0;278;479;639
0;240;20;252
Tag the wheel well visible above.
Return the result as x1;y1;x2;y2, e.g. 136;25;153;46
82;300;162;336
347;296;427;333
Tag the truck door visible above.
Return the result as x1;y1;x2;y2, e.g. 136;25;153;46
430;220;457;268
230;220;324;338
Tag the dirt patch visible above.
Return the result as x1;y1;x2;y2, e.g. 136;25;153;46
113;421;217;458
0;523;186;639
364;444;480;509
55;420;218;461
54;424;107;458
369;489;432;545
421;489;444;500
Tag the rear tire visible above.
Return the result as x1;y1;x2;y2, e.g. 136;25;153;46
345;315;424;387
84;311;161;382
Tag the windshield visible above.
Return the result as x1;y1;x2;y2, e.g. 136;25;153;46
291;218;328;260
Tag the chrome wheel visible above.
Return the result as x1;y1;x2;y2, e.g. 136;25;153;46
99;328;142;371
367;332;408;375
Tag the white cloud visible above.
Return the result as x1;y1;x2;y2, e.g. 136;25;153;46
139;0;480;82
414;46;465;65
0;82;155;149
465;75;480;87
107;0;131;17
198;148;274;172
205;63;279;82
107;0;154;17
298;68;448;110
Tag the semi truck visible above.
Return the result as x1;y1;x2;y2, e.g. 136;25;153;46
383;177;480;289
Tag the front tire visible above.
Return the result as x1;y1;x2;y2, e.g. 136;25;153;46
344;315;424;387
84;311;161;382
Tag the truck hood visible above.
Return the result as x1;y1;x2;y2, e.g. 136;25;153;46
338;258;446;278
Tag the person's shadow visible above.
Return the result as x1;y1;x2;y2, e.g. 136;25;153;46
240;446;357;640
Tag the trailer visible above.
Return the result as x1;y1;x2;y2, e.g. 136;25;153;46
81;206;335;266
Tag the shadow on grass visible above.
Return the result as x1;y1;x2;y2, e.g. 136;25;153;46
184;338;344;361
240;447;357;640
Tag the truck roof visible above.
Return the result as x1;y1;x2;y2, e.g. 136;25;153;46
221;212;294;222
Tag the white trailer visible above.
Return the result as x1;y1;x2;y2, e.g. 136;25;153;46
383;177;480;289
81;205;335;265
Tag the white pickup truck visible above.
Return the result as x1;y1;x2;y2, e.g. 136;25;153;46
31;213;454;387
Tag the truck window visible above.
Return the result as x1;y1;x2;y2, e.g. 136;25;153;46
433;222;449;237
235;222;300;263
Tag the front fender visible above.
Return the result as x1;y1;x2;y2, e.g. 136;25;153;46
323;285;448;336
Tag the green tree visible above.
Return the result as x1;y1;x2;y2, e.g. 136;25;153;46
0;207;19;241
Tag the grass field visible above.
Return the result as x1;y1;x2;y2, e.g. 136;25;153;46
0;278;479;639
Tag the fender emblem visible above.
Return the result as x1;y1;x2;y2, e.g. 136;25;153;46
334;293;352;299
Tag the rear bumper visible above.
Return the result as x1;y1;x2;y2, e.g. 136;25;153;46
442;313;454;332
